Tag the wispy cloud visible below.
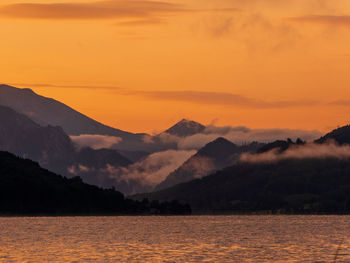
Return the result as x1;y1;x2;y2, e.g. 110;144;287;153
9;82;316;109
142;123;322;150
9;83;121;90
329;100;350;106
12;82;350;109
240;141;350;163
115;18;163;26
174;125;322;150
0;0;185;20
135;90;317;109
288;15;350;26
70;134;122;150
104;149;196;192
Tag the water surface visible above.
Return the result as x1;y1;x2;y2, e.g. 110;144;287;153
0;216;349;262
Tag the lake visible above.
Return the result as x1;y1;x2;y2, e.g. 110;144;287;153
0;216;349;262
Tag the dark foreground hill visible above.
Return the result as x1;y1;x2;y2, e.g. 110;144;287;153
134;158;350;214
0;151;191;215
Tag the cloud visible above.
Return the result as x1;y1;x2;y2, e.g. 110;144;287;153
176;126;321;150
67;164;93;175
115;18;163;26
0;0;185;20
70;134;122;150
136;90;317;109
103;150;195;190
11;83;321;109
10;83;121;90
143;123;322;150
240;141;350;163
329;100;350;106
288;15;350;26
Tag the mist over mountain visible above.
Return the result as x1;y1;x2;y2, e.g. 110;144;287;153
100;150;196;195
134;157;350;214
134;126;350;213
0;84;334;199
0;105;140;190
0;151;191;215
0;105;76;175
155;138;262;191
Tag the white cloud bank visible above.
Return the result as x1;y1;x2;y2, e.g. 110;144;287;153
240;141;350;163
146;125;322;150
104;149;196;188
70;134;122;150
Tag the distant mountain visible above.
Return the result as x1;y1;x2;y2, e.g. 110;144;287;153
0;105;139;189
116;150;150;162
0;84;150;151
156;138;262;190
134;158;350;214
76;148;132;169
0;151;191;215
316;125;350;145
0;105;76;175
164;119;206;137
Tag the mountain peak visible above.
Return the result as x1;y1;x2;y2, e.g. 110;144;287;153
165;119;206;137
197;137;237;157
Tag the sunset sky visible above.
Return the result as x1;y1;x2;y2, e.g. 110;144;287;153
1;0;350;134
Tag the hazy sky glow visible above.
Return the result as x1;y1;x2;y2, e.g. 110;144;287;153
1;0;350;133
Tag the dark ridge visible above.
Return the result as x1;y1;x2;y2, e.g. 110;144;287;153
134;158;350;214
0;151;191;215
316;125;350;145
155;137;261;191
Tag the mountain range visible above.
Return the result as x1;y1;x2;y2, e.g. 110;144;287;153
155;138;262;191
133;126;350;213
1;83;350;211
0;84;150;151
0;105;135;188
134;157;350;213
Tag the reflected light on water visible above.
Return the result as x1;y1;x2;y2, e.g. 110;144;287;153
0;216;349;262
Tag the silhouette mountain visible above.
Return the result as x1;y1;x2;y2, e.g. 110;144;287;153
0;105;137;188
0;84;149;151
164;119;206;137
155;138;262;191
257;138;305;154
0;84;133;136
133;119;207;153
134;158;350;214
0;105;76;175
76;148;132;169
316;125;350;145
0;151;191;215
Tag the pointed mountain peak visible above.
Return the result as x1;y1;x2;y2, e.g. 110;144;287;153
211;137;235;145
165;119;206;137
201;137;237;150
196;137;238;158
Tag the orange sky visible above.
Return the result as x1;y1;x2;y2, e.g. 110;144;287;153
1;0;350;134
